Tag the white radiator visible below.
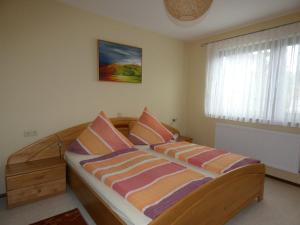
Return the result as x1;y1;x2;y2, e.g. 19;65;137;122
215;123;300;174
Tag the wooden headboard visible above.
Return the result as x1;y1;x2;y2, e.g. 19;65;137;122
7;117;179;165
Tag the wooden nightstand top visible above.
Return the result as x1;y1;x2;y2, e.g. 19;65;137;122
178;136;193;143
6;157;65;177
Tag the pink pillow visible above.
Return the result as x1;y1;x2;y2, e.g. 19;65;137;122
69;111;134;155
129;107;174;145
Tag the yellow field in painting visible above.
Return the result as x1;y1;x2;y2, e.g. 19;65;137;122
100;64;142;83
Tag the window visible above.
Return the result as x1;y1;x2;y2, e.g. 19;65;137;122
205;23;300;127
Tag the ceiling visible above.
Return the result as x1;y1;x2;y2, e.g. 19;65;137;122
59;0;300;40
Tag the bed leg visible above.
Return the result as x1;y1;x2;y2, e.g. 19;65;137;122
256;176;265;202
257;188;264;202
257;193;263;202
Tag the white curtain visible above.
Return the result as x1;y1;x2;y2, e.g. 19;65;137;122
205;22;300;127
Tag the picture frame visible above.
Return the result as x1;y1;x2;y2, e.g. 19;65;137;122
98;40;142;83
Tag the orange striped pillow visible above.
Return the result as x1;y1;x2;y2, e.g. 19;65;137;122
129;107;174;145
69;111;134;155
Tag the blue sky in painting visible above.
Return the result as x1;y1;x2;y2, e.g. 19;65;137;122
99;41;142;65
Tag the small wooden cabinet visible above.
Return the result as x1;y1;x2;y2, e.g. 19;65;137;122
178;135;193;143
6;157;66;208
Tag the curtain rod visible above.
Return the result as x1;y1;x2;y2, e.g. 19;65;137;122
201;20;300;47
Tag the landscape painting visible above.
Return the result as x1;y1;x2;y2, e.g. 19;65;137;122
98;40;142;83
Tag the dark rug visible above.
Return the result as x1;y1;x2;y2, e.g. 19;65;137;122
30;208;88;225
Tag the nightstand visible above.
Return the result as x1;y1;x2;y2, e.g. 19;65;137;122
6;157;66;208
178;135;193;143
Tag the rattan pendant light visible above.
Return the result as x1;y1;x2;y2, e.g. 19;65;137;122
164;0;213;21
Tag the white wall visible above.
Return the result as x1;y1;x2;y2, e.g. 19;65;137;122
0;0;188;193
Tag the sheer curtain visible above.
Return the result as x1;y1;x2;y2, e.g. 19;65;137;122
205;22;300;127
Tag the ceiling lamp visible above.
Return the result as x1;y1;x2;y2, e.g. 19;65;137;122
164;0;213;21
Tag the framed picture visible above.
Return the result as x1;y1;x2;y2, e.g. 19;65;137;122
98;40;142;83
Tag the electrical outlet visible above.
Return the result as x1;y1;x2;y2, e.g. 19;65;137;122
24;130;38;137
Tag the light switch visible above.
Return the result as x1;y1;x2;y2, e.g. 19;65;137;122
24;130;38;137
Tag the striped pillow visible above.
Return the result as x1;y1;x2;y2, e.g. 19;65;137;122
129;107;174;145
69;111;134;155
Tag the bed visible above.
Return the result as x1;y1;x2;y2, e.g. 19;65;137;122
7;117;265;225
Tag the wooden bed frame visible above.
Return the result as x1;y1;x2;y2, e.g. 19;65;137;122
7;117;265;225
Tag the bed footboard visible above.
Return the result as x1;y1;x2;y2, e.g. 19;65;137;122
68;163;264;225
150;164;265;225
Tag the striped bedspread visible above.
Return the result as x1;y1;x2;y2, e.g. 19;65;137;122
151;142;260;174
80;148;212;219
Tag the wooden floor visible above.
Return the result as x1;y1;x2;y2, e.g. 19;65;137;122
0;177;300;225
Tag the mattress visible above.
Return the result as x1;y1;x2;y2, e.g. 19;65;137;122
65;147;217;225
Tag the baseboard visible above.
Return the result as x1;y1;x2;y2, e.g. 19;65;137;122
266;166;300;185
0;193;7;198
